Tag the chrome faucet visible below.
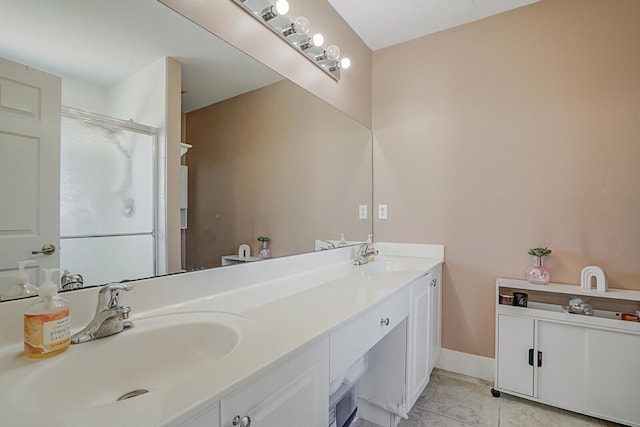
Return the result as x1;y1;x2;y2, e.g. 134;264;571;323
71;283;134;344
353;243;379;265
61;269;84;291
319;240;336;250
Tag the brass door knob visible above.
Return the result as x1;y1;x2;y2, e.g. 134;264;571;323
32;244;56;255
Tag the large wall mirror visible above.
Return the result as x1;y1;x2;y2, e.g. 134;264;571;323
0;0;372;301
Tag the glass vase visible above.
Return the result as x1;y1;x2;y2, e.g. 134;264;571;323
258;241;271;258
525;256;550;284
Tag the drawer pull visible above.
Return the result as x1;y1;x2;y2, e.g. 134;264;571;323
232;415;251;426
380;317;390;326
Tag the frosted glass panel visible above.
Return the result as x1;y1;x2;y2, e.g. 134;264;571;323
60;235;154;287
60;117;154;236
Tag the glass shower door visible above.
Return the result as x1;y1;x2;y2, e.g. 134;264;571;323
60;110;157;288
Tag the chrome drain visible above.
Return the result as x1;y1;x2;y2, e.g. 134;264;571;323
117;389;149;401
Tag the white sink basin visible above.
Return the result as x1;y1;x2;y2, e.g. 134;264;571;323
355;258;427;281
358;260;418;273
11;311;253;412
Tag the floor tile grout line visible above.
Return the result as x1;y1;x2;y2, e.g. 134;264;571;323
421;408;480;426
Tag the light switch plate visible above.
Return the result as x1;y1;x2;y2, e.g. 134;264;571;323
378;204;388;219
359;205;368;220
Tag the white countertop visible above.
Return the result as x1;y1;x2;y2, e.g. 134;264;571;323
0;244;443;427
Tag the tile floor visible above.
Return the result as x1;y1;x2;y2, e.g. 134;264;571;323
355;369;626;427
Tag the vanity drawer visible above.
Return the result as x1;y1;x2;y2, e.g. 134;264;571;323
330;287;409;381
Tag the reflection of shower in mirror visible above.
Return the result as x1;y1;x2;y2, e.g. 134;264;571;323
60;108;158;288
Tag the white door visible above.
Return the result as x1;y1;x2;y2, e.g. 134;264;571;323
0;56;61;293
428;265;442;373
221;338;329;427
407;274;430;409
536;320;587;411
586;329;640;425
496;314;535;396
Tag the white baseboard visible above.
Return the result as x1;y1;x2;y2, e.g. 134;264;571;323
435;348;495;383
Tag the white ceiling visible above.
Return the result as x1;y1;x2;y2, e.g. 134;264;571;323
328;0;541;50
0;0;282;112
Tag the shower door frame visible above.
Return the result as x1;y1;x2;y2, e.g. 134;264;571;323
60;106;160;278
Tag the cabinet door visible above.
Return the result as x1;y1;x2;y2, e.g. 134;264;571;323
406;274;430;409
428;265;442;373
221;337;329;427
536;321;587;411
496;315;534;396
586;328;640;425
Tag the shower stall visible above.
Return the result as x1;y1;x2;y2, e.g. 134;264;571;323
60;107;159;287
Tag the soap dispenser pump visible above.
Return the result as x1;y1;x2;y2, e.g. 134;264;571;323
24;268;70;359
2;260;38;301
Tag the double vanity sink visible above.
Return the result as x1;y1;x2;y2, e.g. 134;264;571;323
0;244;444;427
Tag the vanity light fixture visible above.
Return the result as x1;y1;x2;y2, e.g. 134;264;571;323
261;0;289;21
327;57;351;72
231;0;350;81
315;44;340;62
299;33;324;50
282;16;310;37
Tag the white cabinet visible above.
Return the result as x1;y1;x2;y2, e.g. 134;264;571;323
407;274;429;408
331;286;409;382
357;264;444;427
536;321;587;411
497;316;588;410
427;265;442;373
495;279;640;427
496;314;534;396
586;328;640;424
406;264;442;410
220;336;329;427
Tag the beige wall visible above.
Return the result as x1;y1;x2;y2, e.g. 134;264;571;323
185;80;372;269
160;0;372;128
372;0;640;358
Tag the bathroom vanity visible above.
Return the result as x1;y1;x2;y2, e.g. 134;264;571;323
0;243;443;427
494;278;640;427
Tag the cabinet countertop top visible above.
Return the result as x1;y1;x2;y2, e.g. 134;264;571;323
0;251;443;427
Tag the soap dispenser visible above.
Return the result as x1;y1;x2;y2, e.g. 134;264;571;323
24;268;70;359
337;233;348;247
366;234;376;261
2;260;38;301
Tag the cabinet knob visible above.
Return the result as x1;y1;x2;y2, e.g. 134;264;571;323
232;415;251;426
380;317;390;326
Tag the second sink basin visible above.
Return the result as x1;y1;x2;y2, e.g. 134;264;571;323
356;257;425;273
12;311;253;412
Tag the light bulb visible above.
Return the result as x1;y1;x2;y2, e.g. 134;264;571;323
275;0;289;16
312;33;324;47
325;45;340;61
293;16;310;35
340;57;351;69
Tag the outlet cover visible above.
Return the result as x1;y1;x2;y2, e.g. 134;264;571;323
359;205;368;220
378;204;388;219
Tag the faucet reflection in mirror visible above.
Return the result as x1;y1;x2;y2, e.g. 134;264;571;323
233;0;352;80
